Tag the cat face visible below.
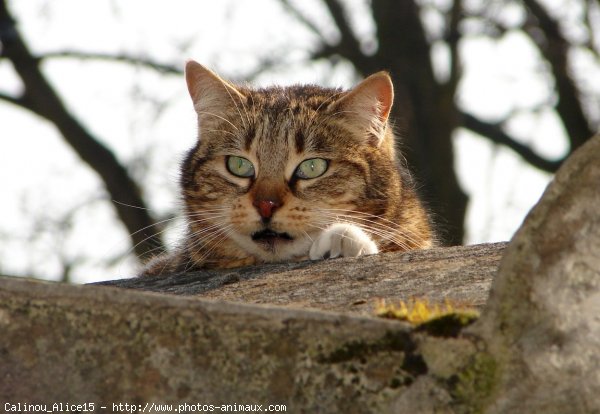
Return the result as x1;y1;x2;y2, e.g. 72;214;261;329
181;61;399;263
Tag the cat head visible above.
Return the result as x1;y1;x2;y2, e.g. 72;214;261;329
181;60;400;262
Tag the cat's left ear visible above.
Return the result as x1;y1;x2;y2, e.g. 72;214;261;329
185;60;245;114
333;72;394;146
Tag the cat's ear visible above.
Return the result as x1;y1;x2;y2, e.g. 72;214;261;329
185;60;245;114
333;72;394;146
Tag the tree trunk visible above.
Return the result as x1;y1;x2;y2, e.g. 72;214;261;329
0;0;164;260
371;0;467;245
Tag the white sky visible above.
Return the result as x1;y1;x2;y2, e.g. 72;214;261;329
1;0;583;283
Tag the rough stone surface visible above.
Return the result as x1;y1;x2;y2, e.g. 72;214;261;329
474;134;600;413
0;275;432;411
2;135;600;412
98;242;505;315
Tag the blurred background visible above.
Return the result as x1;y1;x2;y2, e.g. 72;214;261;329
0;0;598;283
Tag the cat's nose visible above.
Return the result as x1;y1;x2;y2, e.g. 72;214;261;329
253;199;280;221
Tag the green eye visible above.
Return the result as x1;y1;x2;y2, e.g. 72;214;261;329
226;156;255;178
295;158;328;179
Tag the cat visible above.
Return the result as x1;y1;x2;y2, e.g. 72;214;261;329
140;60;434;276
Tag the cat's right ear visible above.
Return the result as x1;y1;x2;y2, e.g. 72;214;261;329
331;71;394;147
185;60;245;114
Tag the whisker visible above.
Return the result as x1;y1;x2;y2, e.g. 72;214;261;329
112;200;151;210
248;92;257;124
307;91;344;128
324;212;415;241
135;209;230;269
302;230;314;243
307;221;383;252
311;109;361;132
222;85;249;130
328;214;419;248
186;224;234;270
180;228;224;272
133;224;185;265
113;216;187;268
197;110;239;132
313;213;418;251
317;207;425;244
204;128;239;138
126;217;178;242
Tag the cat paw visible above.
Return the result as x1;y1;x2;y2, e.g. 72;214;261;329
309;223;378;260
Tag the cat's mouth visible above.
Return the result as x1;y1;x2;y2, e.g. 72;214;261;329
251;229;293;248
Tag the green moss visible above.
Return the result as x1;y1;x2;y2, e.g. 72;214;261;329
450;352;497;414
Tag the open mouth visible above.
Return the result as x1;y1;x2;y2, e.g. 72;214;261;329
251;229;294;245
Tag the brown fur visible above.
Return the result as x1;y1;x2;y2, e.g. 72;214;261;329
140;61;434;276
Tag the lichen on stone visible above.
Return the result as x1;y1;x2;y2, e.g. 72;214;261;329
449;351;498;414
375;298;479;332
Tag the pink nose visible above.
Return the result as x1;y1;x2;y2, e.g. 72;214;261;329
253;199;280;219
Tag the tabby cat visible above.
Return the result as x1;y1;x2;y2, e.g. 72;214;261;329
141;61;433;276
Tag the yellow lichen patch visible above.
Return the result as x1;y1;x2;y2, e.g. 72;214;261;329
375;298;479;326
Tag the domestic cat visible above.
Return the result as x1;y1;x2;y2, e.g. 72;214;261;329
140;60;433;276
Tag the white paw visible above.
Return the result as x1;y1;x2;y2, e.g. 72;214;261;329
309;223;379;260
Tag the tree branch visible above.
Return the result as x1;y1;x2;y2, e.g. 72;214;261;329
0;91;30;110
522;0;594;151
0;0;164;260
314;0;376;74
446;0;462;93
310;44;344;62
322;0;359;49
40;50;183;75
278;0;325;40
461;112;563;172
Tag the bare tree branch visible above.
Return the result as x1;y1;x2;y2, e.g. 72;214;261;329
583;0;598;53
311;44;345;62
446;0;462;93
322;0;359;48
40;50;183;75
461;112;563;172
522;0;594;151
278;0;325;40
315;0;376;73
0;91;31;110
0;0;164;261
